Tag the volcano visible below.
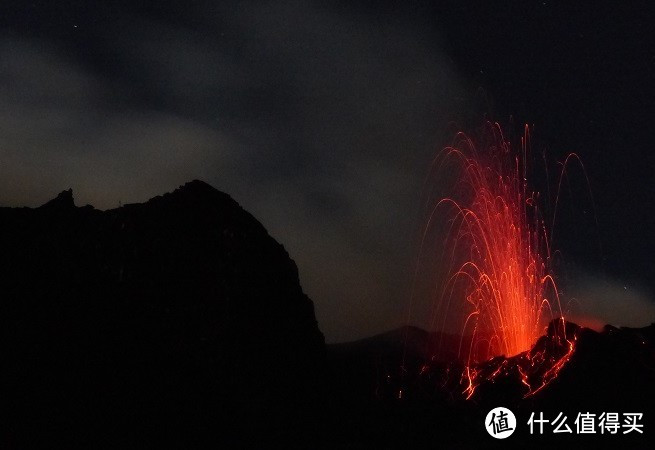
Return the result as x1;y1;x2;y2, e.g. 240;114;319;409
3;181;653;449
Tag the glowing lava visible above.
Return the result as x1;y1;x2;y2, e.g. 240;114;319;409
459;319;577;399
421;122;578;399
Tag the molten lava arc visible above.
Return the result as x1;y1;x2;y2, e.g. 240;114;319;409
429;123;565;361
421;123;579;398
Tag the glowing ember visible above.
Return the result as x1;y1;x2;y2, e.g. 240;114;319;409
420;122;579;399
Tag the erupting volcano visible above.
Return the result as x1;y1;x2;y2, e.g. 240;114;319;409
418;122;579;399
432;123;563;360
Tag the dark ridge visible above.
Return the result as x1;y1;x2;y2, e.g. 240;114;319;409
38;187;75;209
2;180;326;448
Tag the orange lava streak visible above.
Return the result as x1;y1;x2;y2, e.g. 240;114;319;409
522;330;576;398
459;318;577;400
434;123;562;362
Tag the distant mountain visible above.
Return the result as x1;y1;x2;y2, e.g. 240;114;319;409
326;325;473;416
329;325;471;361
2;180;325;448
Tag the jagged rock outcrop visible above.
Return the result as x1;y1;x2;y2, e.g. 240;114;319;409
2;180;325;448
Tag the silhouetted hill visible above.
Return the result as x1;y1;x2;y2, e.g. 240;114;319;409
327;326;468;403
2;180;325;448
330;325;472;361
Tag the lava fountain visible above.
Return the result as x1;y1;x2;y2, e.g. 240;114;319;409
429;123;563;361
413;122;578;398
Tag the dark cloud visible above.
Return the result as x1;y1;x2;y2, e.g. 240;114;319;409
0;37;241;207
5;1;651;342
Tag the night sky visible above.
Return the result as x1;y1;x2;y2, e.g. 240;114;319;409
1;1;654;341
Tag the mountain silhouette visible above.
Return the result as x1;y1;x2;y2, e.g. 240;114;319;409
2;180;325;448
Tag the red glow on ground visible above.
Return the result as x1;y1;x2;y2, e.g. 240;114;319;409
566;315;605;332
459;319;577;399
